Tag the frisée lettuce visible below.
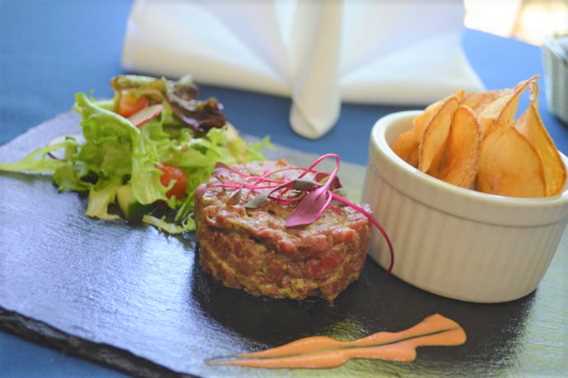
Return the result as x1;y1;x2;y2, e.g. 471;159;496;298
0;75;270;233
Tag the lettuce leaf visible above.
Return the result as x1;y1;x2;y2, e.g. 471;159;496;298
53;163;90;192
0;139;78;174
142;214;196;234
85;180;121;220
75;93;169;207
75;93;139;178
130;130;168;205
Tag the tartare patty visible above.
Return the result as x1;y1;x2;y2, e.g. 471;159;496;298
195;160;369;302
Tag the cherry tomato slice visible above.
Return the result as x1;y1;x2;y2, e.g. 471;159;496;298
118;91;149;118
159;165;188;199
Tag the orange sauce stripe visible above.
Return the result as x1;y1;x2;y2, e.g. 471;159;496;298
207;314;467;369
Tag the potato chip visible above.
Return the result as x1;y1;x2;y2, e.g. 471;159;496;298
461;90;504;115
392;93;460;168
407;146;419;168
478;77;536;137
392;129;419;167
477;126;545;197
528;76;539;105
413;92;462;141
425;147;446;179
413;100;443;137
516;103;566;196
418;97;458;173
438;105;480;188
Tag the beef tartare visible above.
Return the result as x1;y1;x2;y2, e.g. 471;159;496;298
195;160;370;302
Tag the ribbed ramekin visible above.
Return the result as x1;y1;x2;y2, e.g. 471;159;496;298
362;111;568;303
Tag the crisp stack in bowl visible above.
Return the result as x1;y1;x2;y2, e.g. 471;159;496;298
391;77;566;198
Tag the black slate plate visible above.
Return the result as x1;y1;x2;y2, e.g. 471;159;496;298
0;113;566;377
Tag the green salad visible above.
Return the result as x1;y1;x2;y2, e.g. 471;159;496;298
0;75;269;233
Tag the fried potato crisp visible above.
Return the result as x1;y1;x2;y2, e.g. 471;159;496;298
390;76;566;198
392;129;419;167
477;77;535;137
461;90;503;115
418;97;459;173
477;127;545;197
517;104;566;196
438;106;480;188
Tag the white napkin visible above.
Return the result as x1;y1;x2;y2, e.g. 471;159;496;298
123;0;483;139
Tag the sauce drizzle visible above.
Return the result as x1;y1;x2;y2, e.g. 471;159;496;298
208;314;466;369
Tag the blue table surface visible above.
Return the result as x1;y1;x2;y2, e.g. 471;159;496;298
0;1;566;377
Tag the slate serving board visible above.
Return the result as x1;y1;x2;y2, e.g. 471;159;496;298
0;113;566;377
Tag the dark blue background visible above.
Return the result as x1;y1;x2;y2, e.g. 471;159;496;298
1;0;566;376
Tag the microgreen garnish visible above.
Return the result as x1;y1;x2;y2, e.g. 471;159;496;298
226;189;242;206
290;178;318;191
244;192;269;209
213;154;395;272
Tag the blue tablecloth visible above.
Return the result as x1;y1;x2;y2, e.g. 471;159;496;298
1;1;566;377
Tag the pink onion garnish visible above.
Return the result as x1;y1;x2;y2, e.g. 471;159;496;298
285;153;339;227
211;155;395;272
128;104;163;127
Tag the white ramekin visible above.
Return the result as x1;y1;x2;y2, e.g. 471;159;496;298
362;111;568;303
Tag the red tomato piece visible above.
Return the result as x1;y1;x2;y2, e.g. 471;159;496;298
159;165;188;199
118;91;149;118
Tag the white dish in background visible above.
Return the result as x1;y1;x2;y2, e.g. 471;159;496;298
543;36;568;124
363;111;568;303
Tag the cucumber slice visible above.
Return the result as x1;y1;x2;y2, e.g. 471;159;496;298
116;185;147;223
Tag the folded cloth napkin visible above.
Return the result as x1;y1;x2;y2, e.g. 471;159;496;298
123;0;483;139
